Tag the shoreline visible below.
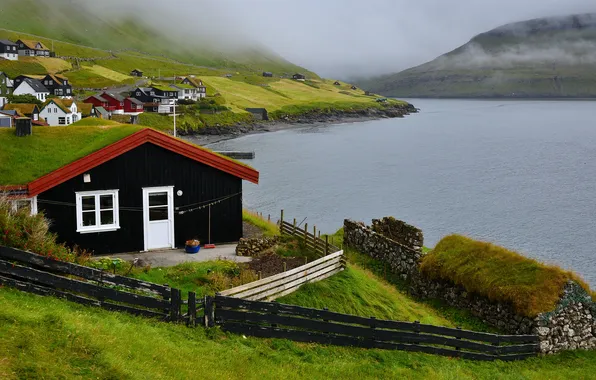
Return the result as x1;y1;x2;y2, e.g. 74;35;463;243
183;103;417;146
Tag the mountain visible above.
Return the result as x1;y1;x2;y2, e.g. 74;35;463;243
0;0;314;76
359;13;596;98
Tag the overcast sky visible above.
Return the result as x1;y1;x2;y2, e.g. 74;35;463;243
96;0;596;79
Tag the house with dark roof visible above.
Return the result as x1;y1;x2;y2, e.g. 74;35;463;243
16;39;50;57
39;99;82;126
262;72;273;77
0;40;18;61
13;77;49;101
0;127;259;254
131;69;144;77
2;103;41;121
41;74;73;98
292;73;306;81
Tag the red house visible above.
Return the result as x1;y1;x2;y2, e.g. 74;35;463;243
124;98;144;114
83;95;109;109
100;92;125;114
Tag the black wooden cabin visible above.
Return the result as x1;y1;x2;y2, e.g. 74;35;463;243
23;129;259;254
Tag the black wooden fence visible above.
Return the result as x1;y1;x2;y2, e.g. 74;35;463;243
210;295;540;361
0;246;191;321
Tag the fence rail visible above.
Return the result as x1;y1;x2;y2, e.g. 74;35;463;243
0;246;182;321
212;295;540;361
219;250;345;301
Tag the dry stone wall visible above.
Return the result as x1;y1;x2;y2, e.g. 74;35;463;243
371;217;423;252
343;219;422;280
343;217;596;354
236;236;279;257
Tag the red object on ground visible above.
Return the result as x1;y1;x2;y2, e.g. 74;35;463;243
204;244;216;249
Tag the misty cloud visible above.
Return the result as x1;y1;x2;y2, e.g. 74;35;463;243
61;0;596;78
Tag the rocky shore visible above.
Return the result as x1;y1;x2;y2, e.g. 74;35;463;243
185;102;417;146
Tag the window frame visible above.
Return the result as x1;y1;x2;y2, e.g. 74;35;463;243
58;117;66;125
75;190;120;234
11;196;38;215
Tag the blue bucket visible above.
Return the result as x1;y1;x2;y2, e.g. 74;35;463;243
185;245;201;254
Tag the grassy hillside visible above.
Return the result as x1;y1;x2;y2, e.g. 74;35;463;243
2;278;596;379
0;0;315;76
360;13;596;98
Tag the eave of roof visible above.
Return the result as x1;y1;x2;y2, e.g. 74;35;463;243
26;129;258;196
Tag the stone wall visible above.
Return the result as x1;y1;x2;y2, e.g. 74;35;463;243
534;282;596;354
344;217;596;354
236;236;279;257
371;217;424;252
343;219;422;280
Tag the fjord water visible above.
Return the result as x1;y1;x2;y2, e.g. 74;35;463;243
208;99;596;286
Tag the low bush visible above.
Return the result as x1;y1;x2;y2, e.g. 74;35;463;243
420;235;595;317
0;197;85;263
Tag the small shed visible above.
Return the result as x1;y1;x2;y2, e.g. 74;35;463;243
14;118;32;136
351;85;357;90
245;108;269;121
131;69;144;77
95;106;110;119
333;81;341;86
292;73;306;80
262;72;273;77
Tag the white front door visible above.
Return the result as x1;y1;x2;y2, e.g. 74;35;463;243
143;187;175;251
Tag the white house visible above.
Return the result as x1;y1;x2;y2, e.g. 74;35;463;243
13;78;49;102
39;99;82;126
170;84;199;101
0;40;18;61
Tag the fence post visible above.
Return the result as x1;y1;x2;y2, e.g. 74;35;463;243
280;209;284;227
325;235;329;256
293;218;297;234
304;223;308;245
456;327;461;351
268;214;270;222
187;291;197;327
258;271;262;280
204;295;214;328
313;225;317;253
413;320;420;344
170;288;181;322
493;335;500;358
283;262;287;272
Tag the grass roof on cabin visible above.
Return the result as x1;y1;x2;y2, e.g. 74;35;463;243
420;235;595;317
172;83;195;89
151;84;176;92
0;126;255;186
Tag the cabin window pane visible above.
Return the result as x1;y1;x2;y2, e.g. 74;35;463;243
76;190;119;233
59;117;65;125
82;211;96;226
149;192;167;206
149;207;168;221
82;196;95;210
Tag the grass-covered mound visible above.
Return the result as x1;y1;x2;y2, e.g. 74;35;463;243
69;118;123;127
420;235;594;317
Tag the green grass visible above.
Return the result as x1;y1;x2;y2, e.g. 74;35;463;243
138;113;174;131
0;59;47;77
130;261;256;299
66;67;136;89
279;264;457;326
243;209;280;237
3;288;596;379
0;125;142;185
70;118;122;127
421;235;596;317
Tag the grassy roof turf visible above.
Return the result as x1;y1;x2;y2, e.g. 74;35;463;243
0;125;254;186
420;235;595;317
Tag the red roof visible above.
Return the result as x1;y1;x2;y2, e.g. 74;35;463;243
27;129;259;196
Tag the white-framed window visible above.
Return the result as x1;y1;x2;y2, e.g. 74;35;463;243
11;197;37;215
75;190;120;234
54;107;58;113
48;108;52;113
136;91;141;96
58;117;66;125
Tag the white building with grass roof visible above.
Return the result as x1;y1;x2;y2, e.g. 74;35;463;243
39;98;82;126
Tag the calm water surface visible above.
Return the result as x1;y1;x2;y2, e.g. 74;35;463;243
208;99;596;286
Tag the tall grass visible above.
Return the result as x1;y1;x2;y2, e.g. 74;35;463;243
0;197;83;263
242;210;280;237
421;235;596;317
